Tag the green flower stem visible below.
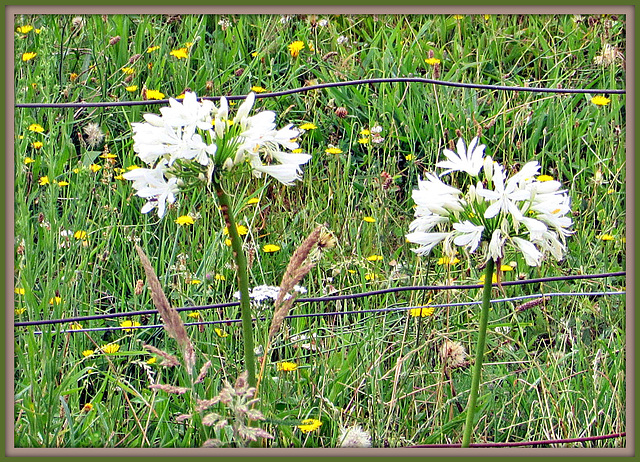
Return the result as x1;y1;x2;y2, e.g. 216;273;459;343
213;179;257;388
461;258;495;448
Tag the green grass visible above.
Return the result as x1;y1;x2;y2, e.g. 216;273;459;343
13;13;626;448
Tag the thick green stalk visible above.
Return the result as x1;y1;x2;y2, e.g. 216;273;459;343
213;179;257;388
461;258;495;448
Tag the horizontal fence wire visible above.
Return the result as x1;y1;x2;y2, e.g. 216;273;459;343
14;271;625;333
14;77;626;109
407;432;626;448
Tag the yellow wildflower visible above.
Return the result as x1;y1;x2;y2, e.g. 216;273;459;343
262;244;281;253
101;344;120;354
363;216;376;223
121;67;135;75
251;85;267;93
120;320;141;332
14;287;26;295
175;215;195;226
82;349;94;357
536;175;554;182
409;306;435;317
288;40;305;57
170;48;189;59
437;256;460;265
597;234;615;241
277;362;298;372
297;418;322;433
24;157;35;164
146;45;160;53
145;89;165;100
125;85;138;92
38;176;49;185
591;95;611;106
90;164;101;172
214;328;229;338
325;147;343;154
22;52;37;62
16;25;34;34
366;255;383;262
28;123;44;133
299;122;317;130
425;57;441;65
49;296;62;305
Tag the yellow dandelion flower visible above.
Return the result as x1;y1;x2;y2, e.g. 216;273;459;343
409;306;435;317
57;180;69;186
126;165;141;170
38;176;49;185
100;152;117;159
74;230;87;240
366;255;383;262
170;48;189;59
597;234;615;241
251;85;267;93
591;95;611;106
537;174;554;182
214;273;226;281
175;215;195;226
292;148;303;153
146;45;160;53
480;273;498;283
500;264;514;272
24;157;35;164
364;273;378;281
121;67;135;75
425;57;441;65
82;349;94;357
297;418;322;433
214;328;229;338
357;137;370;144
120;320;141;332
325;147;343;154
69;322;82;330
146;357;157;365
437;256;460;265
49;296;62;305
15;308;27;316
224;238;232;247
101;344;120;354
246;197;260;205
31;141;43;149
125;85;138;92
187;311;201;319
288;40;305;57
22;52;37;62
16;25;34;34
90;164;101;172
363;216;376;223
299;122;317;130
263;244;281;253
277;362;298;372
188;279;202;285
81;403;94;412
69;73;78;82
453;14;464;20
14;287;26;295
145;89;165;100
28;123;44;133
223;224;249;236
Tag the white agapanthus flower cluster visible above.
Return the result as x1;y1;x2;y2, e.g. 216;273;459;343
123;91;311;217
406;137;573;267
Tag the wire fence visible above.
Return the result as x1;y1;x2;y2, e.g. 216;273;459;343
14;76;626;109
14;271;626;334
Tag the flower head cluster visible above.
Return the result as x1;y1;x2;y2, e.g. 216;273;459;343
123;92;311;217
406;137;573;266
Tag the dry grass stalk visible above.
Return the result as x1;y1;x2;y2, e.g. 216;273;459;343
268;225;324;339
149;384;190;394
135;244;196;375
142;344;181;367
